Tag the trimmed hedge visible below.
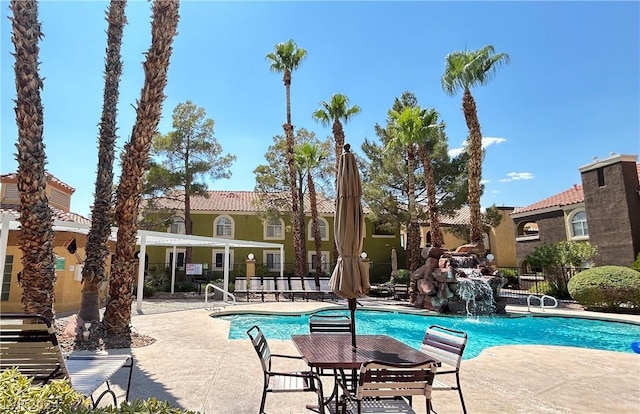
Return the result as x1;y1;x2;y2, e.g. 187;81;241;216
567;266;640;312
0;368;200;413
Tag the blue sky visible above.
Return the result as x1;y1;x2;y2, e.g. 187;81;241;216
1;1;638;218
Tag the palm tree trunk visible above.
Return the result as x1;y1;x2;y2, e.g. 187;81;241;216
284;123;304;278
307;172;323;287
462;89;484;245
418;146;443;248
79;0;127;323
103;0;180;335
284;69;292;125
10;0;56;320
406;145;421;304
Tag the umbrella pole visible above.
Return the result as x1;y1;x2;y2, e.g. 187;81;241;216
349;298;357;350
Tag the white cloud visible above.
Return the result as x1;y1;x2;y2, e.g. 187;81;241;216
448;136;506;157
499;172;535;182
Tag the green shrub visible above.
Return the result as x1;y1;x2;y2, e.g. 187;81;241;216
0;368;200;413
395;269;410;284
499;268;519;286
632;252;640;272
567;266;640;311
0;367;87;412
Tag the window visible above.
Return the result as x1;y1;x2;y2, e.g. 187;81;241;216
307;251;330;274
212;250;234;271
214;215;234;238
264;218;284;240
597;168;605;187
264;250;281;272
165;249;186;269
308;217;329;241
571;211;588;238
2;256;13;301
169;216;185;234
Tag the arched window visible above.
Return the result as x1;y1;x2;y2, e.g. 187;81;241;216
308;217;329;241
214;215;234;238
168;216;185;234
570;210;588;238
264;218;284;240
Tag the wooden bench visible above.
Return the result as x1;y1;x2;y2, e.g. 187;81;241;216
0;313;133;408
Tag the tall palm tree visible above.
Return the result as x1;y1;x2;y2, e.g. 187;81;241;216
312;93;361;186
266;39;307;278
387;106;424;273
79;0;127;323
295;142;327;287
417;108;444;248
442;45;510;246
103;0;180;335
10;0;56;320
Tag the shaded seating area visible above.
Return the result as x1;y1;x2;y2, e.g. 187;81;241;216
0;313;133;408
336;360;438;414
420;325;468;414
247;325;325;414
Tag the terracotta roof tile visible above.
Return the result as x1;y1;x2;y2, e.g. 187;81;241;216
1;203;91;225
1;172;75;193
153;191;340;215
512;184;584;215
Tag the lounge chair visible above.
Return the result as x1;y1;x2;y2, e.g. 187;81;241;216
0;313;133;408
286;277;307;302
319;278;337;301
262;277;280;302
394;283;409;300
234;277;248;300
246;325;325;414
247;277;263;302
304;278;324;301
420;325;468;414
336;360;437;414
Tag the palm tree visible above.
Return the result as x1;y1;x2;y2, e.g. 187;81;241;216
10;0;56;320
79;0;127;323
312;93;361;186
103;0;180;335
442;45;510;246
417;108;444;248
295;142;327;287
266;39;307;278
387;106;424;273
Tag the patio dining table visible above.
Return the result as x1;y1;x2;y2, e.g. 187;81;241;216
292;334;438;413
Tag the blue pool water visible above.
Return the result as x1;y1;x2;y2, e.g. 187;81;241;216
215;309;640;359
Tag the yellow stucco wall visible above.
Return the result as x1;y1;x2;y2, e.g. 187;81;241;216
1;230;110;314
487;208;517;267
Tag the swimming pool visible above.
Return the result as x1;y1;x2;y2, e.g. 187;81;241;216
215;309;640;358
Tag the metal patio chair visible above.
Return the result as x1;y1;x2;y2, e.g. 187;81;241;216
247;325;325;414
337;360;437;414
420;325;468;414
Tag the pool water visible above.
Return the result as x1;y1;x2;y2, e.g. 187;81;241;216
216;309;640;359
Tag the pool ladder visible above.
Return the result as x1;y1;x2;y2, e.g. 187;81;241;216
527;294;558;312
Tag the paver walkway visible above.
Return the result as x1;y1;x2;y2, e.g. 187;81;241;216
89;299;640;413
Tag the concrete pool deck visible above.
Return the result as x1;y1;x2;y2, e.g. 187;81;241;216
91;299;640;413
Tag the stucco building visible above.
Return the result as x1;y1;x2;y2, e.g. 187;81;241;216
511;154;640;268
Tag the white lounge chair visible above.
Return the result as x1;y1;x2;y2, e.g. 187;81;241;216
0;313;133;408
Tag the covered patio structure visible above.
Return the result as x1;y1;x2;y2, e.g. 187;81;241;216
0;214;284;313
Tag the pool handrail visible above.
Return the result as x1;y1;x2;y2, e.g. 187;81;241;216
205;283;236;309
527;294;558;312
